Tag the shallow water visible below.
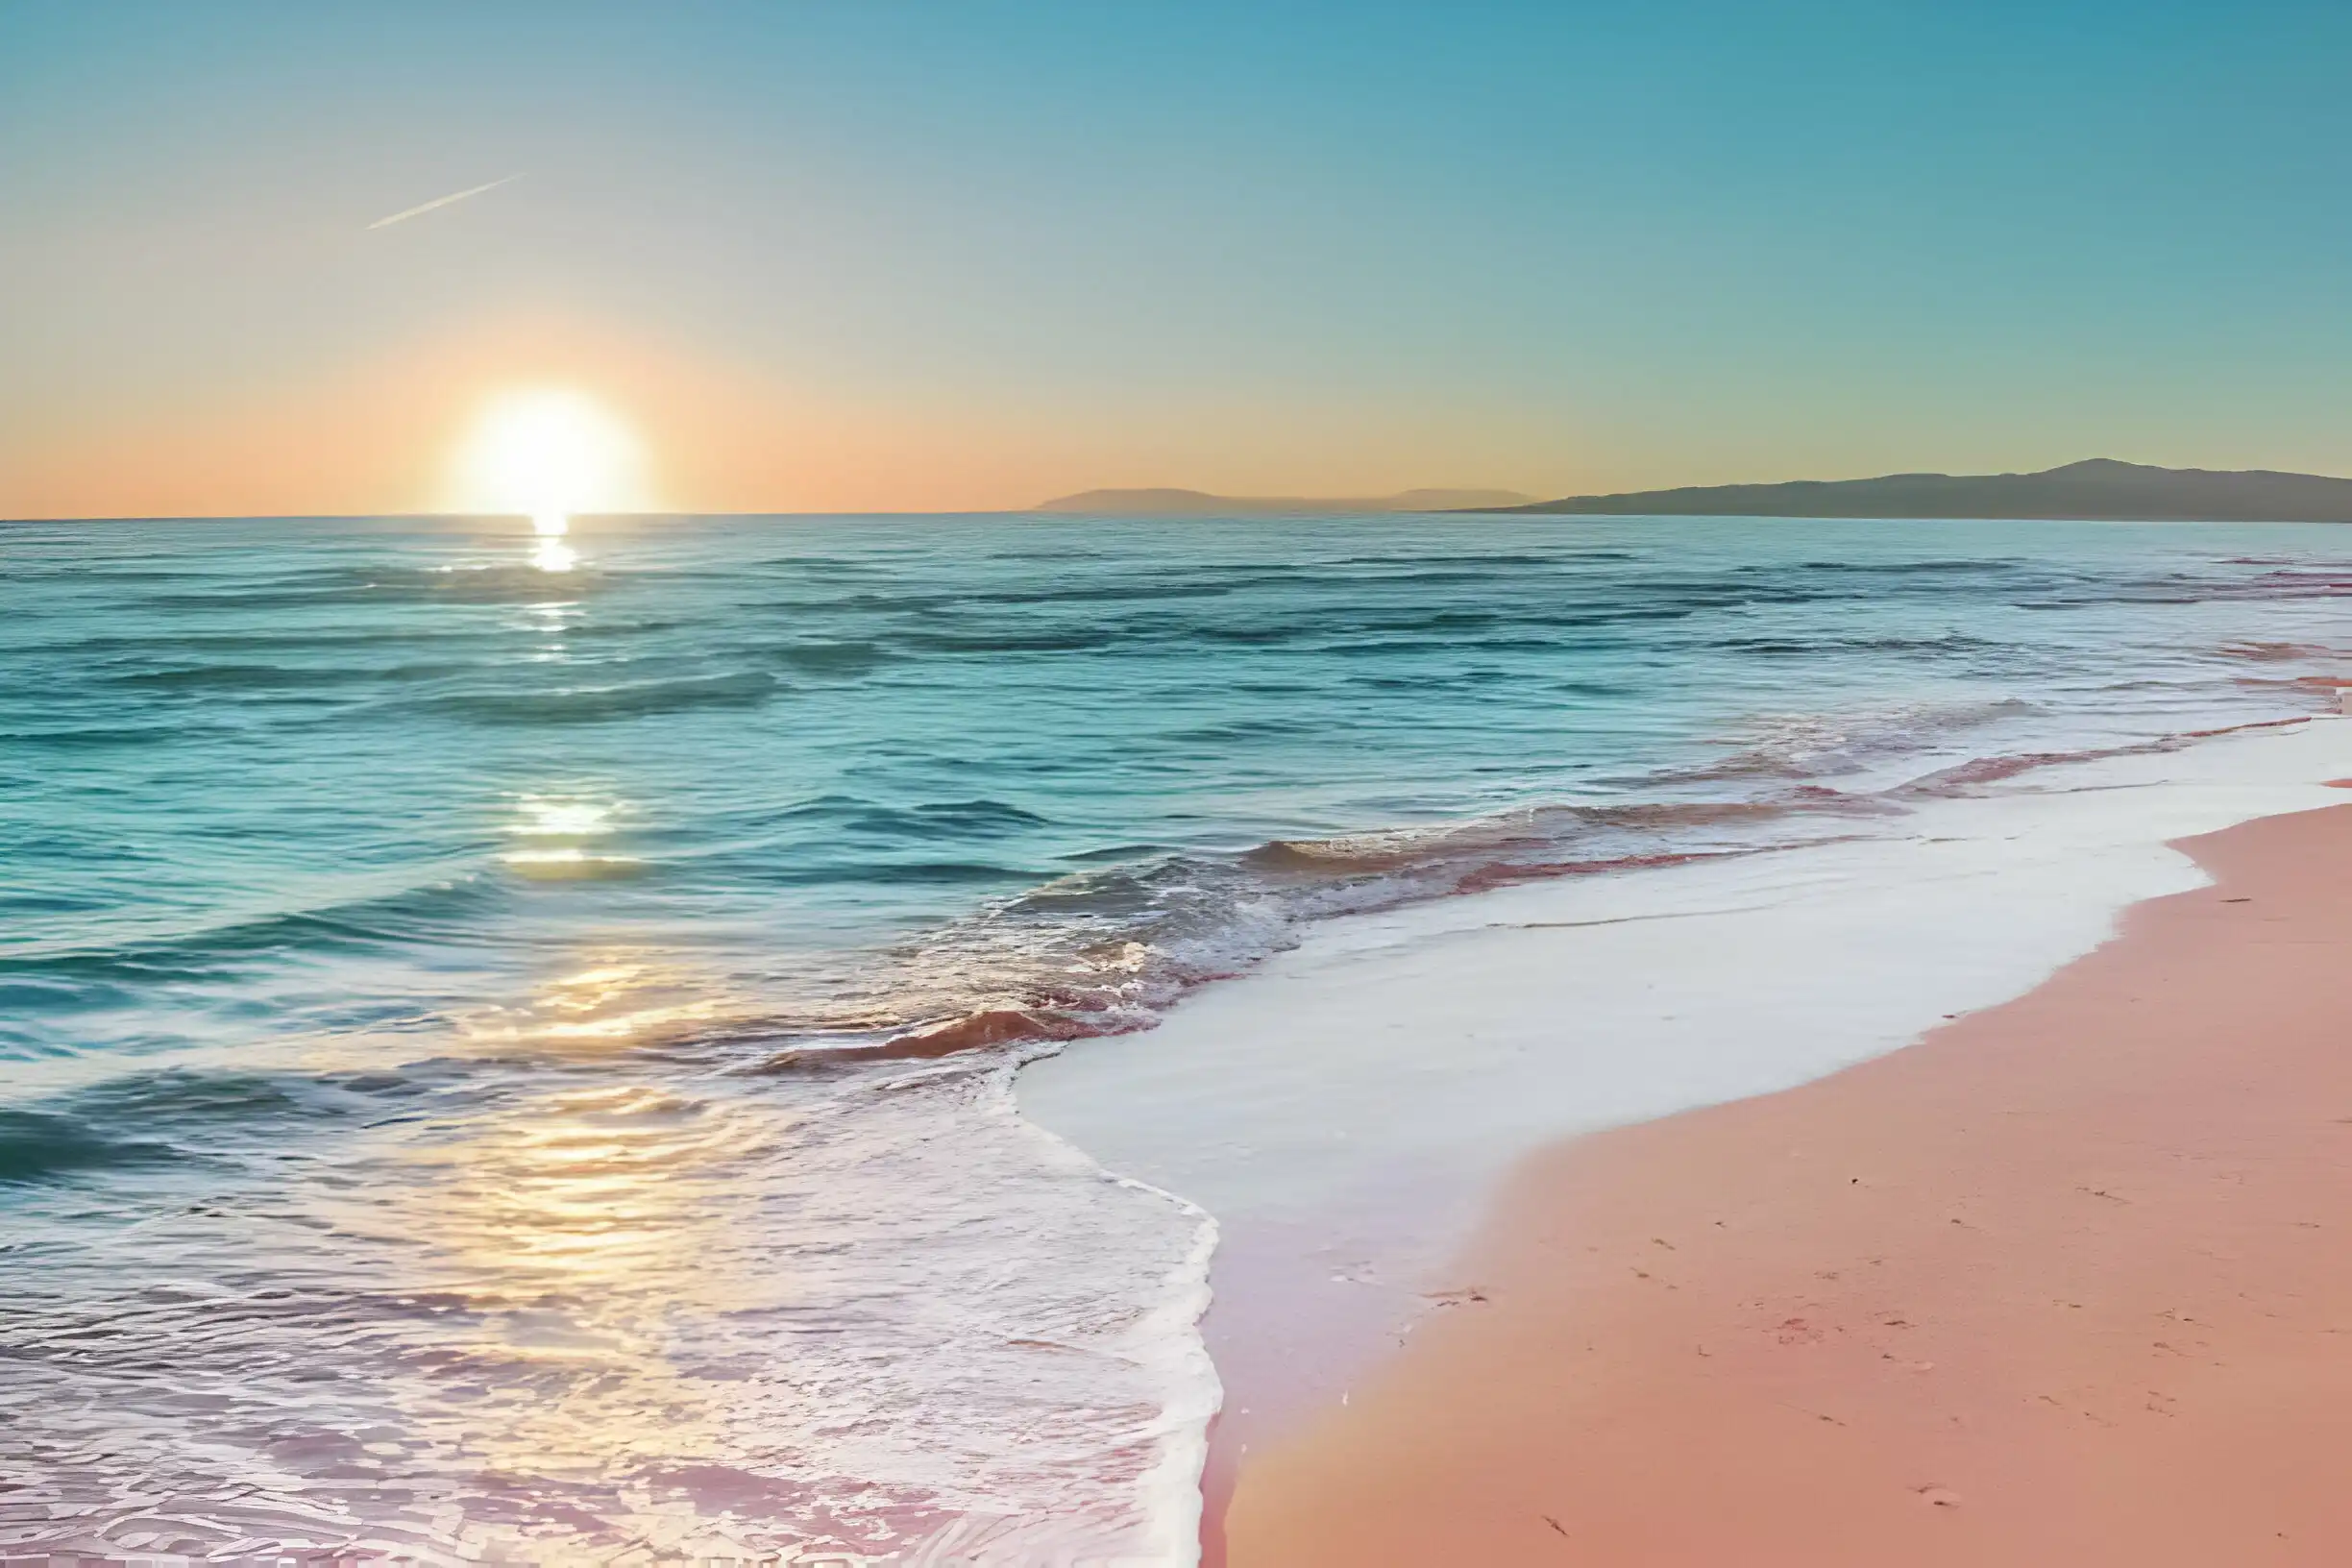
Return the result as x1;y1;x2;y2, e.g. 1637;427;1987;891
5;511;2351;1560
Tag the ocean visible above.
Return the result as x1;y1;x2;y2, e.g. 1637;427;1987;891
6;510;2351;1562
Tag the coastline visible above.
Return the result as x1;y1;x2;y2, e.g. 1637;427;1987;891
1018;713;2352;1565
1222;799;2352;1564
27;513;2352;1563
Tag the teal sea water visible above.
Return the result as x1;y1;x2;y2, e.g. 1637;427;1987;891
6;511;2351;1560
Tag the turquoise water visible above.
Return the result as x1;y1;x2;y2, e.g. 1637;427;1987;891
5;511;2350;1559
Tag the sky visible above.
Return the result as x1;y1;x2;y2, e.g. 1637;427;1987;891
6;0;2352;518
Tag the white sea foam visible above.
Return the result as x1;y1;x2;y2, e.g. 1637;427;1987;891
1018;715;2352;1508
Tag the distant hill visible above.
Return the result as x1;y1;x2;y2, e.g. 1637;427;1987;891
1036;486;1533;515
1497;459;2352;522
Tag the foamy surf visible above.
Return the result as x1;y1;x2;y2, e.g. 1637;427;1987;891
1019;714;2352;1527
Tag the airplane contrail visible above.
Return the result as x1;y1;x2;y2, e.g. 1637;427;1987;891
366;174;522;231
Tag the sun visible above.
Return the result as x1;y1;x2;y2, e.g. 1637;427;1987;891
452;389;649;538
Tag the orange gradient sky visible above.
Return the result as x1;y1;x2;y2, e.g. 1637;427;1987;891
9;4;2352;519
1;311;1604;519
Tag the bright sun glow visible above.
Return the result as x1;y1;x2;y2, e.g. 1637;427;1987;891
453;389;649;545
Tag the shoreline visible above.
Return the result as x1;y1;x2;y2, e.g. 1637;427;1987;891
1221;799;2352;1563
1018;715;2352;1564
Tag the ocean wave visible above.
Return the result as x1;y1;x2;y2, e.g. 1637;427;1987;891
426;669;778;723
141;562;615;611
33;625;506;658
769;639;901;677
1247;798;1820;877
0;1108;180;1184
897;627;1124;654
0;873;501;990
1785;557;2026;575
2232;570;2352;598
1715;632;2001;657
1449;845;1766;894
1328;551;1615;568
2217;640;2344;662
51;1066;426;1138
757;856;1036;889
730;793;1874;1070
1678;697;2043;781
954;579;1245;607
858;799;1053;838
746;698;2325;1075
106;662;385;692
0;722;233;748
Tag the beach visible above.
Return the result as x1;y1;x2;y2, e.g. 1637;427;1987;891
1217;797;2352;1565
14;512;2352;1562
21;5;2352;1559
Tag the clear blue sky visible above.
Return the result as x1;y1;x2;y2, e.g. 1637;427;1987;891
6;1;2351;514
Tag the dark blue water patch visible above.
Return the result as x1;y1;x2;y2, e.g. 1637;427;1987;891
106;664;390;692
57;1068;316;1131
1191;624;1300;645
741;554;894;576
958;580;1245;608
1454;637;1611;655
1715;633;2003;658
1163;717;1323;744
138;563;614;612
0;723;244;748
1185;608;1684;648
846;800;1054;840
0;1108;180;1184
84;656;499;692
894;628;1123;654
976;548;1126;564
768;642;901;678
1326;552;1581;570
1348;670;1519;691
14;626;519;659
0;875;503;991
562;616;694;640
375;659;493;683
787;571;1324;619
1785;558;2028;575
0;977;114;1013
1309;621;1668;654
734;856;1040;890
1311;568;1587;590
61;1066;430;1136
422;670;779;723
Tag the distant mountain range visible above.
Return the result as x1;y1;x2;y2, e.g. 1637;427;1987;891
1496;459;2352;522
1035;486;1534;515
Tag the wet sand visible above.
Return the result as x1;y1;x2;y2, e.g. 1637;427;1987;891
1221;802;2352;1565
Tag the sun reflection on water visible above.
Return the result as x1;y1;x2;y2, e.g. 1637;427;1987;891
502;793;646;881
380;1073;753;1516
460;948;736;1055
531;512;578;573
370;945;781;1540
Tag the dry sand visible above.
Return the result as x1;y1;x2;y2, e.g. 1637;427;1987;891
1221;802;2352;1565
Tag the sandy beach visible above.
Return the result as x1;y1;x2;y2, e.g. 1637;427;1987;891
1220;800;2352;1565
